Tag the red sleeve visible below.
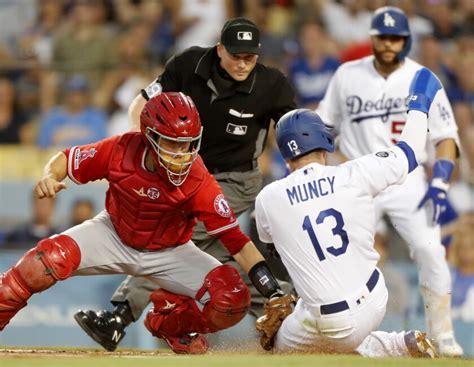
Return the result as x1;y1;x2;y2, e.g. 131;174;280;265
63;136;120;184
191;173;250;255
216;227;250;256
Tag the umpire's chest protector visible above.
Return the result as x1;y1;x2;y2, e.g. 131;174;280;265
105;134;203;250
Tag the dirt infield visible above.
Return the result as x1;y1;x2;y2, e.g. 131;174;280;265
0;347;172;357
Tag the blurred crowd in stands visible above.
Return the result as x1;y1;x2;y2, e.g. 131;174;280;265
0;0;473;323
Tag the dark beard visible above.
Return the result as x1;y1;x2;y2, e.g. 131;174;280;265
373;49;400;66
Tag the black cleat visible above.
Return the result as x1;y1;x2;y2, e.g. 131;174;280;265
74;310;126;351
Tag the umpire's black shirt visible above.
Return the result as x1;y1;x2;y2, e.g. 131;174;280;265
155;46;297;173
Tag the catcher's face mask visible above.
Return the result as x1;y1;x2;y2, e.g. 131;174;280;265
145;127;201;186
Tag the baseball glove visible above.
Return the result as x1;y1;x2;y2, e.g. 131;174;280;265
255;294;298;351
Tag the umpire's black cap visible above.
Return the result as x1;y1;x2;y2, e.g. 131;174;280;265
220;17;260;55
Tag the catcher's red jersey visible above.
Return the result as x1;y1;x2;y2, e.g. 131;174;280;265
64;133;248;253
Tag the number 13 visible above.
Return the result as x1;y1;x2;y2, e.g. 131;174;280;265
302;208;349;261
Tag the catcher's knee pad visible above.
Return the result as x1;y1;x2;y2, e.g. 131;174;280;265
0;235;80;330
34;235;81;281
196;265;251;332
145;289;208;338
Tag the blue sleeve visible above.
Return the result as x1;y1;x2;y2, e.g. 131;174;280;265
396;141;418;173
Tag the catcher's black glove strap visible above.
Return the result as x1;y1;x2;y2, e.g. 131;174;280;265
248;260;281;298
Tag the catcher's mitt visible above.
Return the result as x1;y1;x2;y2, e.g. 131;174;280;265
255;294;298;351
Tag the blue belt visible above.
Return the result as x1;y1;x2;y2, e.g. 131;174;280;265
320;269;380;315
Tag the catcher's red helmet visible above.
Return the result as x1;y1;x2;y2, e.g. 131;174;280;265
140;92;203;186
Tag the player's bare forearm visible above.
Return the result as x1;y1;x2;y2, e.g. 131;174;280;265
43;151;68;182
232;241;266;274
435;138;457;162
128;94;147;132
35;152;68;198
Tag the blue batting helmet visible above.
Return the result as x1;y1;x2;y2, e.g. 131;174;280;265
276;109;335;161
369;6;412;61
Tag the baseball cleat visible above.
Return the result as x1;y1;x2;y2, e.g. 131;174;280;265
404;330;437;358
74;309;126;351
159;332;209;354
434;333;464;358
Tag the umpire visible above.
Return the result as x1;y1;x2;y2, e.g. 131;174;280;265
74;17;296;351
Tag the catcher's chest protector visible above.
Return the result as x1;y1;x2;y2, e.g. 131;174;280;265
106;135;204;249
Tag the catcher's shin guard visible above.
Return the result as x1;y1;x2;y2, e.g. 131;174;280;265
0;268;32;331
145;289;208;337
0;235;80;330
144;289;209;354
145;265;250;338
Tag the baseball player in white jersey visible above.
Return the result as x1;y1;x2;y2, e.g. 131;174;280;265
255;67;441;356
316;7;462;357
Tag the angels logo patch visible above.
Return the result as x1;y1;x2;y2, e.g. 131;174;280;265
214;194;232;218
74;148;97;169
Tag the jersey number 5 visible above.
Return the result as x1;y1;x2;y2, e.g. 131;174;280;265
391;120;406;144
302;208;349;261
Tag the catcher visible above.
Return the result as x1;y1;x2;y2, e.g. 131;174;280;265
0;92;291;355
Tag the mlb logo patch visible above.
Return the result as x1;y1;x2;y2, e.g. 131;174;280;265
237;31;252;41
226;123;247;136
144;81;162;99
